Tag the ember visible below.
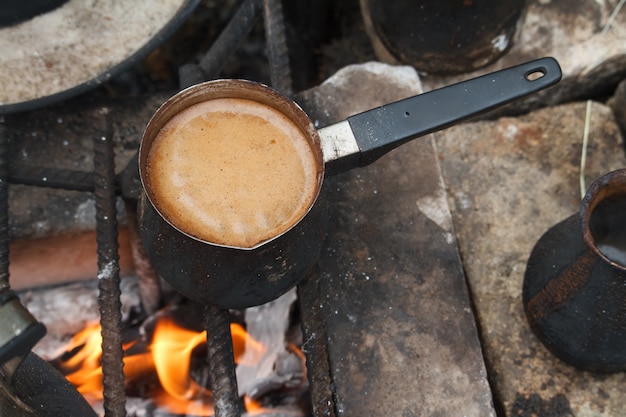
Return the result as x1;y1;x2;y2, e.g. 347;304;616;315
52;306;299;417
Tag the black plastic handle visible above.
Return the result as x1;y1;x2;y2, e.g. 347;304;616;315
346;57;562;167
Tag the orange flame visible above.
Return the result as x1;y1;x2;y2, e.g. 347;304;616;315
58;314;269;416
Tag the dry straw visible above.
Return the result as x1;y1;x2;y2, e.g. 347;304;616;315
580;100;592;199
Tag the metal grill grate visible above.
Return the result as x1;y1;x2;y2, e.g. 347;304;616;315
1;1;334;416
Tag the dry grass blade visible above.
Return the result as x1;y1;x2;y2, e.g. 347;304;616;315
580;100;592;199
602;0;626;33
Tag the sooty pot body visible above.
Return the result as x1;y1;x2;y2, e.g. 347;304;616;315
523;169;626;372
138;190;327;309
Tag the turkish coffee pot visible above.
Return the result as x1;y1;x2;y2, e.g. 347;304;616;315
139;57;562;309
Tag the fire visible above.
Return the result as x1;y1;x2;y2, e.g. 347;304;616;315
57;312;269;416
62;322;107;399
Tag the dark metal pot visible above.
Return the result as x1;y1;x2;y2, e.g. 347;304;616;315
361;0;527;74
524;169;626;372
139;57;561;309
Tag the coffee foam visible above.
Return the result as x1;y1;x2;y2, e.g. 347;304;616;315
145;97;320;248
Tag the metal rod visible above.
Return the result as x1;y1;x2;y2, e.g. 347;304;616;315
9;164;94;192
263;0;293;96
297;267;337;417
93;109;126;417
204;305;241;417
0;126;10;292
179;0;262;88
0;127;46;375
198;0;261;78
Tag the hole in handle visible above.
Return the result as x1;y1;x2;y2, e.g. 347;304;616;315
526;68;547;81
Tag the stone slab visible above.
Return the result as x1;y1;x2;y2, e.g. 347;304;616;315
435;101;626;416
297;63;496;417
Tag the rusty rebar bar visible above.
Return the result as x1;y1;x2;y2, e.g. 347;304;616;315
0;126;10;292
198;0;261;79
297;268;337;417
180;0;262;88
9;164;94;192
204;305;241;417
263;0;293;96
93;108;126;417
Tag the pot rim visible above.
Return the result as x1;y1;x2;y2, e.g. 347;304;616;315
580;168;626;271
138;79;325;250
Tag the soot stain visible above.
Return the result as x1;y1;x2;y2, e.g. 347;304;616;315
511;392;574;417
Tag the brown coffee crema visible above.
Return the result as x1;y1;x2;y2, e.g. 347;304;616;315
145;97;320;249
